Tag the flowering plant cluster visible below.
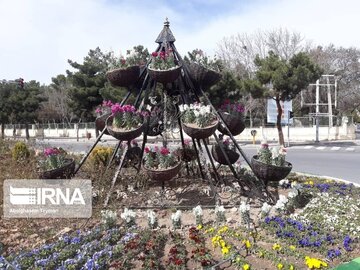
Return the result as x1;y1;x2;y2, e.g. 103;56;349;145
38;147;68;170
219;99;245;118
111;103;143;130
221;136;236;151
144;146;179;170
101;209;117;229
149;48;178;70
109;45;149;69
95;100;113;116
120;208;136;227
166;232;188;268
192;205;203;226
257;141;287;166
185;48;223;71
171;210;182;229
179;103;217;128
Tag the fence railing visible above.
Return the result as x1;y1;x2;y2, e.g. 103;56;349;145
3;116;352;130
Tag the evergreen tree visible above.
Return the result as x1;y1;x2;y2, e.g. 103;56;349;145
66;47;112;121
7;80;46;139
243;51;322;145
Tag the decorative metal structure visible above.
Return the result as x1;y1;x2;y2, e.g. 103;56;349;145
74;19;286;206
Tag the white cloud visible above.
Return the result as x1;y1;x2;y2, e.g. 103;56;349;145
0;0;359;84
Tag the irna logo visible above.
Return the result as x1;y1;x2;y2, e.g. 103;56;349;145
9;186;85;205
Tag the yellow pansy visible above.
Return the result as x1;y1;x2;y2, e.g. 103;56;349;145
277;263;284;269
197;224;203;230
289;245;296;251
305;256;328;269
272;243;282;251
221;246;229;255
243;263;251;270
242;239;251;249
289;264;295;270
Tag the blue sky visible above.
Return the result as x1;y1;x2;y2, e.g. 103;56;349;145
1;0;359;84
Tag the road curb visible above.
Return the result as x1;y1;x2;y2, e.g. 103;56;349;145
293;171;360;187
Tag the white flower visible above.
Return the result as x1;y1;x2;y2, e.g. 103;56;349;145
171;210;182;222
192;205;203;217
271;146;280;158
279;179;289;187
147;210;157;227
239;201;250;214
261;202;272;215
120;208;136;223
288;190;298;199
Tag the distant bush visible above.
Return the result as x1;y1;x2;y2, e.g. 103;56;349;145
12;141;30;161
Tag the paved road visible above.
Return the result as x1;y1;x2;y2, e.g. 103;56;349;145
35;138;360;185
239;145;360;185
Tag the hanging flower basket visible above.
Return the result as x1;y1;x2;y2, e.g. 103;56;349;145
175;148;197;162
106;115;144;141
144;162;182;182
211;144;239;165
188;62;221;89
217;112;245;136
251;155;292;184
106;66;140;87
182;120;219;140
95;113;111;135
39;158;75;179
147;65;182;84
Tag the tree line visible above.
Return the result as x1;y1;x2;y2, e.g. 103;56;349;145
1;29;359;144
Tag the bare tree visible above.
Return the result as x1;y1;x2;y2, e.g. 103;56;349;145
217;28;311;127
309;45;360;116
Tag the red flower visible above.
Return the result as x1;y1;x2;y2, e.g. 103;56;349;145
152;52;158;57
160;147;170;156
144;147;150;153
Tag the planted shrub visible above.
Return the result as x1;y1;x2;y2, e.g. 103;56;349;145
89;146;112;166
11;141;30;161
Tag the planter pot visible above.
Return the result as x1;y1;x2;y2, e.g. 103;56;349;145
251;155;292;184
188;62;221;89
144;162;182;182
217;112;245;136
39;158;75;179
175;148;197;162
106;66;140;87
106;115;144;141
182;120;219;140
147;65;182;84
211;144;239;165
95;113;110;135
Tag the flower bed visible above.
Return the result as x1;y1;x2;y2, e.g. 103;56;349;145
1;166;359;269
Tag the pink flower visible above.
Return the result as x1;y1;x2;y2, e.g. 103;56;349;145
144;147;150;153
223;138;230;145
184;139;191;145
152;52;158;57
44;148;60;157
131;139;138;146
95;108;102;114
160;147;170;156
111;103;124;114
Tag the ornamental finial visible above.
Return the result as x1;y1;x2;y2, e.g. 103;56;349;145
164;17;170;27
